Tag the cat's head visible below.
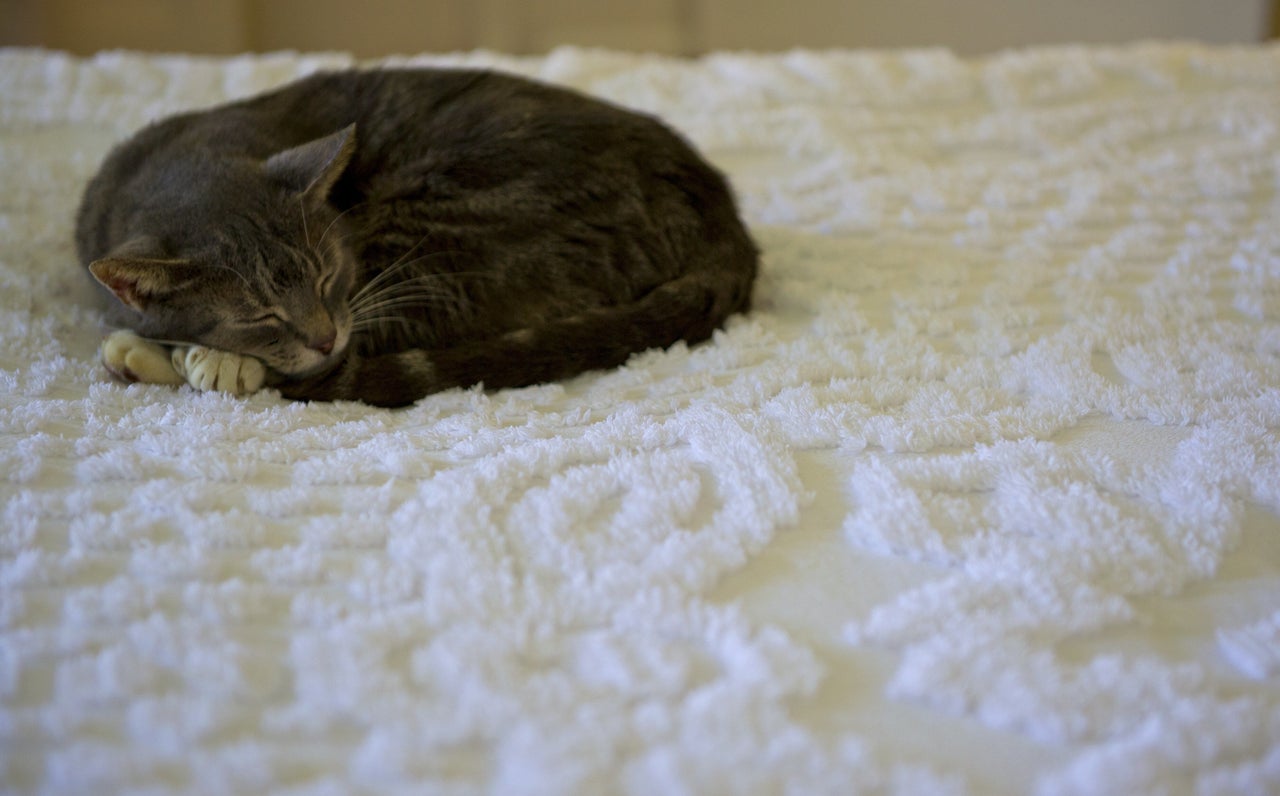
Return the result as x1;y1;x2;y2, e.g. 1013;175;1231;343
89;125;358;379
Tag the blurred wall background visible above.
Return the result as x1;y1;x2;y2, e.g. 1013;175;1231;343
2;0;1277;57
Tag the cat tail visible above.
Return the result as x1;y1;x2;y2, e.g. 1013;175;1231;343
280;269;752;407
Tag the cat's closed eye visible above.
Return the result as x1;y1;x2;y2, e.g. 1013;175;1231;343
245;311;287;325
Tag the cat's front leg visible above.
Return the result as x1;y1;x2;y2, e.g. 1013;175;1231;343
101;330;186;386
171;345;266;396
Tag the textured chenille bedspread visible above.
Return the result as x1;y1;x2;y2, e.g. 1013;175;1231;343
2;43;1278;795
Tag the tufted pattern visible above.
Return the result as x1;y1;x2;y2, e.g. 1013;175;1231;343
2;44;1279;794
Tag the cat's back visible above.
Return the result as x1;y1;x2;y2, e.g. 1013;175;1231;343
285;69;705;188
84;66;713;202
237;67;656;144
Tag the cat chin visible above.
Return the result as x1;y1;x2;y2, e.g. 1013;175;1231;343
276;346;348;380
275;326;351;379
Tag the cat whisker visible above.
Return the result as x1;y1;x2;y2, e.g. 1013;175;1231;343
348;276;485;314
350;315;423;329
318;229;354;265
344;230;488;304
349;253;440;307
353;297;453;317
349;316;428;336
347;232;439;303
209;262;257;293
349;273;470;306
351;296;457;321
349;260;493;307
348;260;414;306
352;283;455;303
299;195;312;248
313;202;366;261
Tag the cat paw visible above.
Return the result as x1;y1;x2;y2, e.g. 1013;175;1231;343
173;346;266;396
100;330;185;386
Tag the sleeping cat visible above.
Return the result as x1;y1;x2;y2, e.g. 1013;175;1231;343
76;68;758;407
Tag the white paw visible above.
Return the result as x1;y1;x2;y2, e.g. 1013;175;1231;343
172;345;266;396
101;330;185;386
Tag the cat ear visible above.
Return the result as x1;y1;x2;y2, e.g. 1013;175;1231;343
89;253;196;311
264;124;356;202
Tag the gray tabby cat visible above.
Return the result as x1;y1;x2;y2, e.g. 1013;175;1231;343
76;68;758;407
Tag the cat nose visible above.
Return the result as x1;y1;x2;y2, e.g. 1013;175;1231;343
308;331;336;355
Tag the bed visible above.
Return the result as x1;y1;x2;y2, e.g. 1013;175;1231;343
2;42;1278;794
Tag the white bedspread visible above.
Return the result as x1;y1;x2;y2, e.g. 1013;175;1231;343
2;43;1278;795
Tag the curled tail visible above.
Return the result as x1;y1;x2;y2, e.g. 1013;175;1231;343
280;269;753;407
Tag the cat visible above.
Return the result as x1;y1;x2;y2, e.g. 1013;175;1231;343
76;68;758;407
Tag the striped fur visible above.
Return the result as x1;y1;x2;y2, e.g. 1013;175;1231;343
76;69;758;407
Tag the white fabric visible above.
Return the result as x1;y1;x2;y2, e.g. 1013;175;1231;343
2;43;1279;794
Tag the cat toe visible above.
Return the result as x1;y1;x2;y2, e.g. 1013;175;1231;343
101;330;140;381
179;347;221;392
101;330;183;386
102;359;138;383
176;346;265;396
237;358;266;393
